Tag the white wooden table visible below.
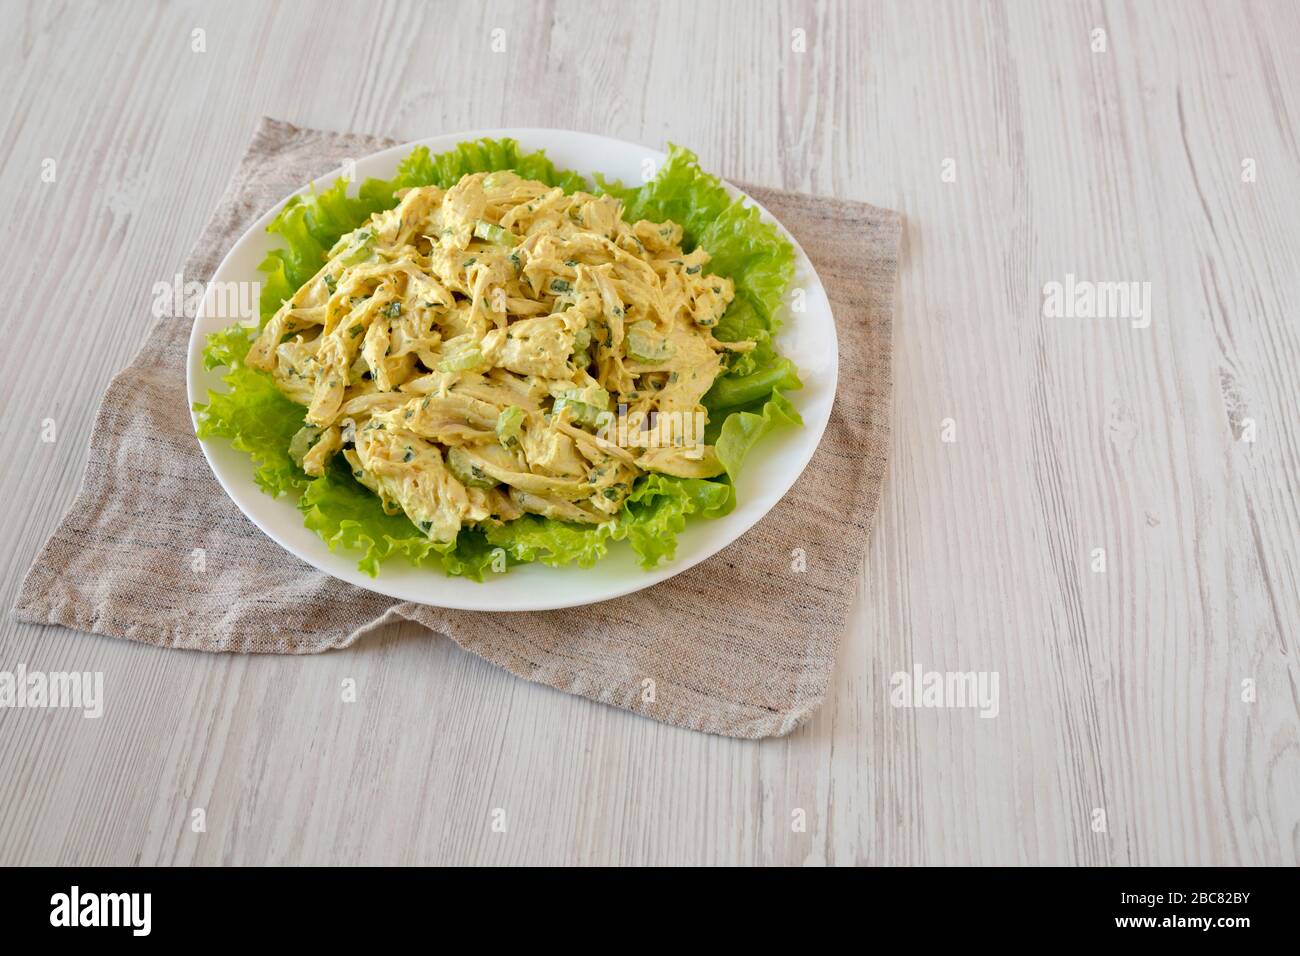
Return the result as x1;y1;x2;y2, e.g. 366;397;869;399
1;0;1297;866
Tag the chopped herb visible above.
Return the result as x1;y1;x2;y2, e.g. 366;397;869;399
383;301;402;318
685;265;701;274
403;447;414;462
549;279;573;294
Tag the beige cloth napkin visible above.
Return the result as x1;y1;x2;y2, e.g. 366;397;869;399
12;118;899;739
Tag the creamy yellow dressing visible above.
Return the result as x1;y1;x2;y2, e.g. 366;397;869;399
248;170;745;543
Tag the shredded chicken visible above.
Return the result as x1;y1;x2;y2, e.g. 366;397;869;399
251;170;740;543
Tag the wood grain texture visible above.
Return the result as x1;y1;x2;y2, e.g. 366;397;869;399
0;0;1296;865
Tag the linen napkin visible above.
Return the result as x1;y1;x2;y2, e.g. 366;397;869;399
12;117;899;739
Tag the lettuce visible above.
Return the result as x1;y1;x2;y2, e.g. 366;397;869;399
481;474;735;572
713;390;802;480
484;514;615;569
194;138;802;578
194;323;307;497
298;460;444;577
620;474;734;567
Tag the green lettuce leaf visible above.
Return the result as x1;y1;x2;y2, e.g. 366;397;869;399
193;323;307;497
620;474;735;567
480;474;735;573
298;461;445;576
705;356;802;414
713;390;802;480
484;514;616;569
438;528;511;580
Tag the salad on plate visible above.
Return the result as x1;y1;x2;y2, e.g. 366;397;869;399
195;139;801;579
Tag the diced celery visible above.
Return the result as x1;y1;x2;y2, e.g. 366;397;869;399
446;447;498;488
625;322;675;363
437;347;483;372
496;405;525;448
473;220;517;246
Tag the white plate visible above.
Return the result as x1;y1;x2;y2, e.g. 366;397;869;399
187;129;837;611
